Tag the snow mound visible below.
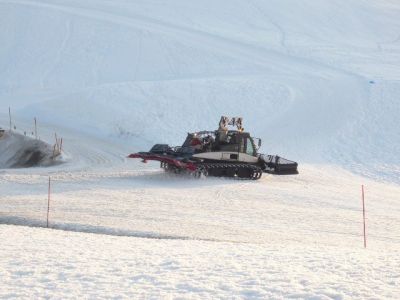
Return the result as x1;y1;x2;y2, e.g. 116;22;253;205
0;131;61;168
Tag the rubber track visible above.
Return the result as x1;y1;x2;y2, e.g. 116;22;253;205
197;163;262;180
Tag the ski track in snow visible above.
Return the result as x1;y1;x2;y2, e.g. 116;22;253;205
1;0;400;298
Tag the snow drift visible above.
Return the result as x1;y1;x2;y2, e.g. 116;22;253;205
0;130;60;168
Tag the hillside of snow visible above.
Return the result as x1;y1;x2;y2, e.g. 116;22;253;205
1;0;400;298
1;0;400;182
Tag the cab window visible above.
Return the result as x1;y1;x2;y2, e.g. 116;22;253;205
246;138;255;155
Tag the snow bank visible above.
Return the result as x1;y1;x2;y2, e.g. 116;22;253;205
0;131;60;168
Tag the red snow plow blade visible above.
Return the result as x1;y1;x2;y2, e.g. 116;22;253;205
128;152;196;171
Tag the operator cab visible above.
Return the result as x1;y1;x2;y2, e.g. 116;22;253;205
215;131;257;157
181;116;261;159
182;130;259;157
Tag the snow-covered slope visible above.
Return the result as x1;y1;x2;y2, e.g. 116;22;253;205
1;165;400;298
1;0;400;298
1;0;399;182
1;224;399;299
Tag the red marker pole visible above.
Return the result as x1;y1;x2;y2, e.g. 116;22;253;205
47;177;51;228
362;185;366;248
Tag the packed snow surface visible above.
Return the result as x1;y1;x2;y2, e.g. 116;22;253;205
1;224;399;299
1;0;400;298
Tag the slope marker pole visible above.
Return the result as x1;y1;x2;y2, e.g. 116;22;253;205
8;107;12;131
362;184;366;248
34;117;38;139
47;177;51;228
